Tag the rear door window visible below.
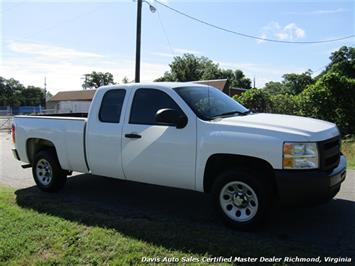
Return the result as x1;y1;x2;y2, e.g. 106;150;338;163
99;89;126;123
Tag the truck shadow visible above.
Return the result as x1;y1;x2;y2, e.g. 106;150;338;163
15;174;355;258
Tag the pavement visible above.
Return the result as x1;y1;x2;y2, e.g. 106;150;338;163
1;131;355;259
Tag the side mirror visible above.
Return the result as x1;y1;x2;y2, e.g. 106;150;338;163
155;108;188;129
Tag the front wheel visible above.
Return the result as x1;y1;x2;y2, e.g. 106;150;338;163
32;150;67;192
212;169;272;230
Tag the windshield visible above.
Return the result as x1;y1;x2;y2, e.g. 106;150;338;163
174;86;249;120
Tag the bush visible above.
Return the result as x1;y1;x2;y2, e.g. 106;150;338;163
234;89;299;115
233;89;272;113
269;94;299;115
233;71;355;135
298;72;355;134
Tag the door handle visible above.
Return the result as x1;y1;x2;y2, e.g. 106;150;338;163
125;133;142;139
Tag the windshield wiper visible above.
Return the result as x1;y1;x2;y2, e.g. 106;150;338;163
243;110;252;115
210;110;251;119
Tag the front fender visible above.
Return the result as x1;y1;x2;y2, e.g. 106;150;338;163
195;124;283;192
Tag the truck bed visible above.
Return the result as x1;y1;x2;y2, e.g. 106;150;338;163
14;115;89;173
36;113;88;118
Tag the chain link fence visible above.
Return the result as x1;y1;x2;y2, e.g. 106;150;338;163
0;107;57;131
0;116;13;131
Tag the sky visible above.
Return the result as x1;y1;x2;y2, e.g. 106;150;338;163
0;0;354;94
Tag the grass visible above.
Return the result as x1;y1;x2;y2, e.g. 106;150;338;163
0;185;214;266
342;137;355;169
0;182;328;266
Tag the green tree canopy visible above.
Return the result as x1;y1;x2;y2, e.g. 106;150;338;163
282;70;314;95
0;77;45;107
269;93;298;115
82;71;115;89
155;53;252;89
263;81;286;95
220;69;252;89
233;88;272;113
324;46;355;78
155;54;220;82
298;71;355;134
262;70;314;95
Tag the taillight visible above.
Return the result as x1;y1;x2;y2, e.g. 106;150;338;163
12;124;15;144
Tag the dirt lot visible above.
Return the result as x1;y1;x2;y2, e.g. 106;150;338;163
1;131;354;260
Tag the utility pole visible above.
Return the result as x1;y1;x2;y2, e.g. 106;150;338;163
44;77;47;109
134;0;156;83
135;0;142;83
253;76;256;89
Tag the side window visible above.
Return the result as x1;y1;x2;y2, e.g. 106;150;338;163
99;89;126;123
130;89;183;125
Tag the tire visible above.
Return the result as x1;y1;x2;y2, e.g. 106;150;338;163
32;150;67;192
212;168;272;230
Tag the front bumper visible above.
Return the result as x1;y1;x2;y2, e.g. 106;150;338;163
12;148;20;161
274;155;347;206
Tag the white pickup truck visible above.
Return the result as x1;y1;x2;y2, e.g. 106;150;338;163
12;83;347;229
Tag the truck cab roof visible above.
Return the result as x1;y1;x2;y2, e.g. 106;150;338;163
97;82;210;91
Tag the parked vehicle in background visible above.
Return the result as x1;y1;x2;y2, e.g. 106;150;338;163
11;83;347;230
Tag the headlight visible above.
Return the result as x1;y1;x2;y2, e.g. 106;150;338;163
283;142;319;169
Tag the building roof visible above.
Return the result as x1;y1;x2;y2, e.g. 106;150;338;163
48;90;96;102
193;79;228;91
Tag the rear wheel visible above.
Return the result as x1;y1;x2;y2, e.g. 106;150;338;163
32;150;67;192
212;169;272;230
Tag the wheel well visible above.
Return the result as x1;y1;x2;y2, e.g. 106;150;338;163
26;138;56;165
203;154;277;195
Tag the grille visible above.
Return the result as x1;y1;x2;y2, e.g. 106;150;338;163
319;136;341;171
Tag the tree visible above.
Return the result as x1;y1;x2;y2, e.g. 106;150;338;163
82;71;115;89
230;70;252;89
155;71;176;82
0;77;45;107
155;54;220;82
22;86;45;106
269;94;298;115
0;77;25;106
325;46;355;78
263;81;287;95
155;53;252;89
233;88;272;113
46;91;53;101
122;76;129;84
282;70;313;95
298;72;355;134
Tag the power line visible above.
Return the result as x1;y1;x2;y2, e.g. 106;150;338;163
0;1;27;15
312;65;326;75
154;0;355;44
156;8;175;56
16;3;110;41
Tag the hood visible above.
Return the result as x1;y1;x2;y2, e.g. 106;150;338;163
214;113;339;141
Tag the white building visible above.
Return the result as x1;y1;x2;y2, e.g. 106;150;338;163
46;90;96;113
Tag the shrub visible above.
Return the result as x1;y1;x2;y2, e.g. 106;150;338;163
233;71;355;135
233;89;272;113
298;72;355;134
269;93;299;115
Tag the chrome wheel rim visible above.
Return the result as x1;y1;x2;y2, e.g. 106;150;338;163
219;181;259;222
36;159;53;186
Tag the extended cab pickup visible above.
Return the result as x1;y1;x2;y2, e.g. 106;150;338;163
12;83;347;229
